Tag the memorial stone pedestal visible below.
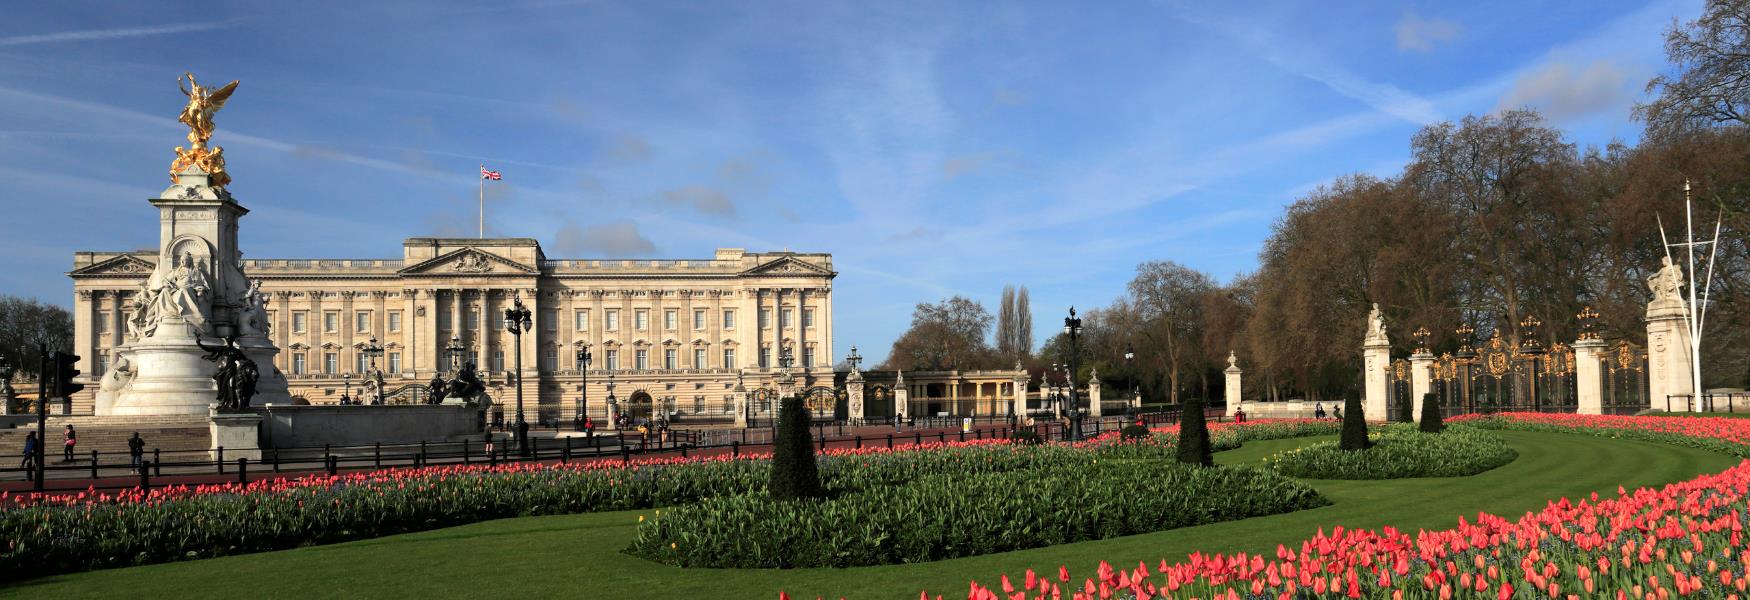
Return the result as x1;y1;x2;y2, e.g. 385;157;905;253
210;408;262;462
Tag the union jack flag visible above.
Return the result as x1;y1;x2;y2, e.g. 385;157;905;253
480;166;502;180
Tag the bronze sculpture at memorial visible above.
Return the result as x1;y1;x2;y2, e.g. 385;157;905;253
198;336;259;411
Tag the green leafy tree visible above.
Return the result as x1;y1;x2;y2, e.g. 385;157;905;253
768;396;822;500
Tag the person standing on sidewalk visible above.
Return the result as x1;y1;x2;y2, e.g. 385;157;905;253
20;432;38;480
128;432;146;472
63;424;76;463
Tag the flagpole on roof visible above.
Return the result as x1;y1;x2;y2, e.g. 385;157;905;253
478;163;485;239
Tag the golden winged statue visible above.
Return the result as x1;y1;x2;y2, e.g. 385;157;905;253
170;72;239;187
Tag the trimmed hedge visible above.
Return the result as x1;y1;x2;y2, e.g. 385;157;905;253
1263;424;1517;479
626;461;1327;568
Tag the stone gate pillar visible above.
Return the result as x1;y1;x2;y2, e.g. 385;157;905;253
1647;296;1694;412
1224;351;1243;417
846;369;865;422
1087;368;1102;417
1574;337;1607;415
1409;351;1434;418
1362;304;1391;421
894;371;909;421
732;382;748;428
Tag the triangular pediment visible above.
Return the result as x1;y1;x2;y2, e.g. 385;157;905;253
399;247;536;275
741;256;833;277
70;254;157;277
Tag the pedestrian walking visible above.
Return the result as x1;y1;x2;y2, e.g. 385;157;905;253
1314;403;1326;419
128;432;146;472
584;416;595;438
483;431;495;457
20;432;38;479
63;424;76;462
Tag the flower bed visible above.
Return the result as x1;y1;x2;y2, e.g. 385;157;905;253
945;413;1750;599
1262;424;1517;479
627;460;1327;568
1080;418;1344;461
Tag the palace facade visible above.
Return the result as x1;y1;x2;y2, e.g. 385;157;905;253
69;238;836;426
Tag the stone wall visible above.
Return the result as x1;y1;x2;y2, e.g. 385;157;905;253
255;404;481;448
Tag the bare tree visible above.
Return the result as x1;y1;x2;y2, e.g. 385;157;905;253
880;296;997;371
1015;286;1033;359
996;285;1017;360
1128;261;1215;404
0;295;73;379
1638;0;1750;137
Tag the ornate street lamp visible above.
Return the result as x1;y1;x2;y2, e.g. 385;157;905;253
1124;344;1137;408
1063;307;1084;440
503;293;533;457
846;345;862;371
340;373;353;405
575;346;592;431
605;372;618;427
445;335;465;375
362;336;385;405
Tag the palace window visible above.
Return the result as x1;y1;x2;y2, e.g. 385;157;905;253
605;349;619;370
292;353;307;375
436;310;450;330
95;354;108;377
694;396;704;413
387;311;401;332
541;348;557;371
356;311;370;333
489;308;504;330
323;353;338;375
759;310;770;329
694;348;707;369
574;310;589;331
759;346;771;368
635;349;648;370
96;313;109;335
664;348;677;370
605;310;619;331
466;310;479;330
780;309;792;329
723;310;735;329
388;352;402;374
693;309;705;330
803;308;815;328
357;353;370;374
664;309;677;330
635;310;649;331
492;350;504;372
324;312;338;333
722;395;734;413
802;346;814;368
293;312;307;333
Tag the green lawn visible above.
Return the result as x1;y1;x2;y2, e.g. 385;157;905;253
4;430;1736;600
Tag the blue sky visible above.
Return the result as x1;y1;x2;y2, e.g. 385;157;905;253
0;0;1699;364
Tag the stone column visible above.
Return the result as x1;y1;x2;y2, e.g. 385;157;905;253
521;288;540;424
1012;375;1028;417
1225;352;1243;417
894;371;909;420
732;381;748;428
1363;336;1391;421
846;370;865;421
111;292;126;348
1574;337;1607;415
476;289;492;373
308;291;323;368
340;291;356;375
274;291;292;370
1647;295;1695;412
1409;350;1434;418
74;290;94;378
1088;368;1102;417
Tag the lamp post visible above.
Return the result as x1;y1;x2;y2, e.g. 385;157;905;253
1049;362;1061;418
1124;344;1136;410
1064;307;1084;440
445;335;465;375
846;345;862;371
503;293;533;457
605;373;617;428
362;336;385;405
340;373;352;405
575;346;591;431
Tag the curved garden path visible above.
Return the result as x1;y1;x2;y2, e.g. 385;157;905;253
3;429;1736;599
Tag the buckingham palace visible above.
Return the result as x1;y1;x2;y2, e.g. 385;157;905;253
68;238;836;427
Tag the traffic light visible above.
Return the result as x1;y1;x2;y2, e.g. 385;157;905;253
52;352;83;399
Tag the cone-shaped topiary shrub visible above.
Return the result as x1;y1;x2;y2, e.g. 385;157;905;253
1419;392;1444;433
1176;396;1213;466
768;396;823;500
1340;394;1370;451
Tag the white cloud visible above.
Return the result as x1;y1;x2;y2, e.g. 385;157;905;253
1495;60;1633;120
661;186;736;217
0;21;239;46
1395;13;1460;53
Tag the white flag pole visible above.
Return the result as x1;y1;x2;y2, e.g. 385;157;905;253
478;164;485;239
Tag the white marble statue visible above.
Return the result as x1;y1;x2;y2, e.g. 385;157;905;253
1365;303;1388;340
138;253;213;337
238;279;269;337
1647;256;1684;301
